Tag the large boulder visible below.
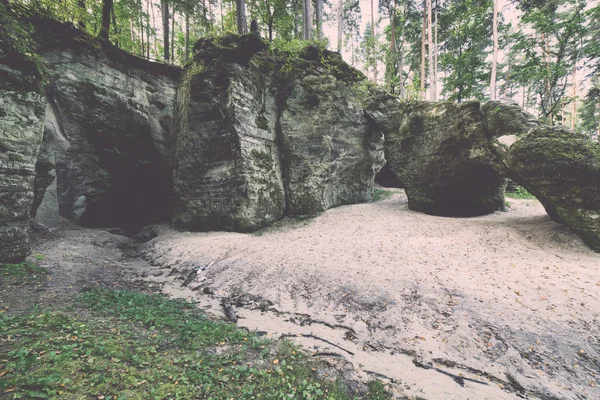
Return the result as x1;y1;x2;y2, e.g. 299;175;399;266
501;126;600;251
173;37;384;231
374;101;506;216
172;34;285;232
0;3;46;262
278;47;385;216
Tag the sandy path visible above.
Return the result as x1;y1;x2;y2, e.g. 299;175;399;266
144;189;600;399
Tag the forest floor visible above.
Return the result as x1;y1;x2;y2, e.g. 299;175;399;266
1;188;599;399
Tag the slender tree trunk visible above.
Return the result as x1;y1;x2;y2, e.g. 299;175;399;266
420;0;426;99
542;33;553;125
571;60;577;129
111;2;118;47
146;0;150;59
236;0;248;34
78;0;86;29
151;1;159;58
99;0;113;41
337;0;343;52
427;0;434;100
130;19;136;47
161;0;169;61
185;12;190;62
371;0;377;82
303;0;312;40
397;1;405;98
388;4;396;91
490;0;498;100
139;1;145;56
171;4;175;62
316;0;323;39
220;0;225;31
433;0;438;100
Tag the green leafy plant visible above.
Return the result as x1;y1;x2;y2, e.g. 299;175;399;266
505;186;536;200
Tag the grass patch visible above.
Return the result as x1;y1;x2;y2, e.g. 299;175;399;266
0;288;391;399
370;189;394;202
505;186;536;200
0;257;47;287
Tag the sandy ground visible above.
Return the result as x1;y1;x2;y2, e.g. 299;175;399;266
139;188;600;400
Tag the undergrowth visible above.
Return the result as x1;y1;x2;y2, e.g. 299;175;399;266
505;186;536;200
0;288;392;399
370;189;394;202
0;257;47;287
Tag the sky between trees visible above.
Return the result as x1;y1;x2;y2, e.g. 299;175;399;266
6;0;600;138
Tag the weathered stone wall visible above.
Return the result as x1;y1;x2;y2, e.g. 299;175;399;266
173;37;385;232
37;40;179;228
173;36;285;231
0;4;47;262
1;15;180;262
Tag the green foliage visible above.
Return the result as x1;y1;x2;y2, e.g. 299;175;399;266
0;1;46;90
505;186;536;200
438;0;492;102
370;189;394;202
0;259;47;286
0;288;391;399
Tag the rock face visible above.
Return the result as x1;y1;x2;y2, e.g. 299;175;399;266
173;35;284;232
0;4;46;262
1;13;179;262
36;19;180;229
370;100;506;216
173;37;384;231
501;126;600;251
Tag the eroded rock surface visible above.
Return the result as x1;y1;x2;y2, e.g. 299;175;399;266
37;19;180;229
374;101;506;216
0;4;46;262
501;126;600;251
279;47;384;216
173;37;384;231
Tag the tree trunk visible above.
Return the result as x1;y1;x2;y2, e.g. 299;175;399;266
337;0;343;52
427;0;433;100
78;0;86;29
220;0;225;31
490;0;498;100
388;4;396;91
111;2;118;47
146;0;150;59
397;0;405;98
162;0;169;61
303;0;312;40
171;4;175;62
99;0;113;41
236;0;248;34
420;0;426;99
571;60;577;129
315;0;323;39
371;0;377;81
185;12;190;62
139;1;145;57
151;0;159;57
433;0;438;100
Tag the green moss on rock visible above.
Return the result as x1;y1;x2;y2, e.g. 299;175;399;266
506;125;600;252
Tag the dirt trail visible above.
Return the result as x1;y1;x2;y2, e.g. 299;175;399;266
140;189;600;400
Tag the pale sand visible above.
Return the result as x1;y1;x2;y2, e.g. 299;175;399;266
144;188;600;399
